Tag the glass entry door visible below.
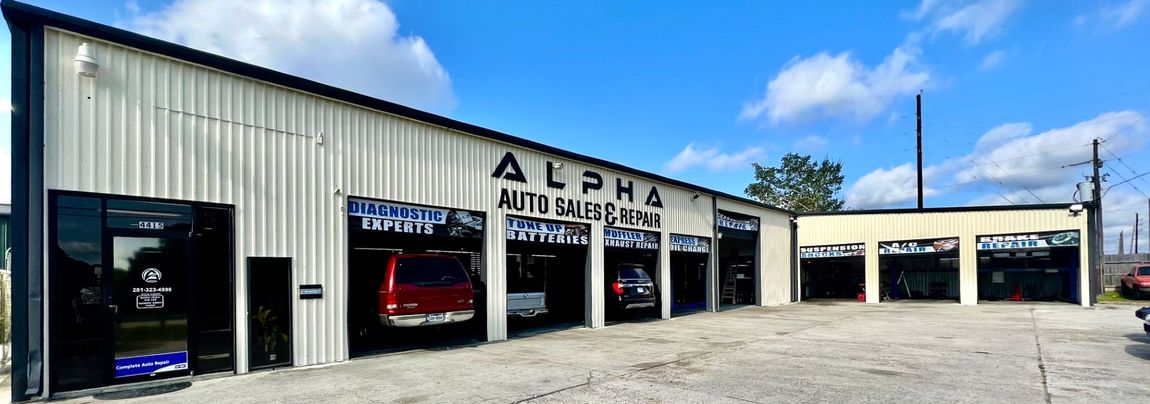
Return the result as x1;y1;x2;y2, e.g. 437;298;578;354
108;235;191;380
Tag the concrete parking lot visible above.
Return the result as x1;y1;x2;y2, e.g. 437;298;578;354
55;301;1150;403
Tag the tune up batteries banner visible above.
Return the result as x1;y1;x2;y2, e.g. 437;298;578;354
800;243;865;259
506;216;590;245
348;197;485;238
603;227;659;250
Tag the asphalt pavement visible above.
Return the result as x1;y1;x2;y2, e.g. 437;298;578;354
47;300;1150;403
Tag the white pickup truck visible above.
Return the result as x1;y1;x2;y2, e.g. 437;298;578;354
507;254;549;317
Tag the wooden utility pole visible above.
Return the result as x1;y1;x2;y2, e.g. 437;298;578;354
1119;230;1125;255
1092;138;1104;295
916;92;923;209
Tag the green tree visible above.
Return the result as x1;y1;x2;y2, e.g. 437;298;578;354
745;153;845;212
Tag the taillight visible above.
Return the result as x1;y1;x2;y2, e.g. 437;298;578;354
381;291;398;311
612;282;624;295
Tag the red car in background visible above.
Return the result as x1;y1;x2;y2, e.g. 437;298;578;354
378;254;475;327
1120;264;1150;299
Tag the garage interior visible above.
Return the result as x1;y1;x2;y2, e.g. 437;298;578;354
347;201;486;357
670;257;708;315
717;211;759;307
879;238;960;301
603;248;659;322
505;218;588;337
802;257;865;300
977;231;1081;304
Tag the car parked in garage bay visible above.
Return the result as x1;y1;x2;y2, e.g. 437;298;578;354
607;264;658;314
378;254;476;327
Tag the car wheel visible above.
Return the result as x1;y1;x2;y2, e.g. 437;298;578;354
1121;283;1129;297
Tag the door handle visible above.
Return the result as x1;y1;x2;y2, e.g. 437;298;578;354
108;304;118;314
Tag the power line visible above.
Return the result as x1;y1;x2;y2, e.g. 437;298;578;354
1100;142;1150;189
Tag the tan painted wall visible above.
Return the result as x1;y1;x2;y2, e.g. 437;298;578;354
797;208;1090;306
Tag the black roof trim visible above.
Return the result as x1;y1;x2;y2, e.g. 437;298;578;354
800;202;1092;217
1;0;794;216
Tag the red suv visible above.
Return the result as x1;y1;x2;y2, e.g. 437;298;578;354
378;254;475;327
1120;264;1150;299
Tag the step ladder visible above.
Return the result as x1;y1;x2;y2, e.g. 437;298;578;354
720;269;738;304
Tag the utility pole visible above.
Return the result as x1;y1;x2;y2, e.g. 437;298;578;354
916;91;923;210
1119;230;1125;255
1136;212;1141;254
1092;138;1104;296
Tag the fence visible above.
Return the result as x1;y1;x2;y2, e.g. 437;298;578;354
1103;253;1149;290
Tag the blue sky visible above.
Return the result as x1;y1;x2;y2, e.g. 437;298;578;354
3;0;1150;252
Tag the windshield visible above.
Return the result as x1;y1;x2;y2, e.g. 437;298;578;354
395;256;469;287
1139;267;1150;276
508;261;546;293
618;266;651;280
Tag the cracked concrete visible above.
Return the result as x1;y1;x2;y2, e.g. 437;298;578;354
48;301;1150;403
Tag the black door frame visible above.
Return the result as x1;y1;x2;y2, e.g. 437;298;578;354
46;190;236;391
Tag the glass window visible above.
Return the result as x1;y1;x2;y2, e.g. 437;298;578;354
619;266;652;280
394;256;469;286
50;195;104;391
1138;267;1150;276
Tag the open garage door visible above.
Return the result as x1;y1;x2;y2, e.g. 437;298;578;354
879;237;960;301
670;234;710;315
717;211;759;307
347;198;486;357
800;243;866;301
505;216;589;337
977;230;1081;304
603;227;660;323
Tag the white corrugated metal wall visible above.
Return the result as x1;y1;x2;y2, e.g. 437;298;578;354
796;209;1091;306
41;28;786;380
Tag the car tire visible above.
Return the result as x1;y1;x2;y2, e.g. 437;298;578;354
1121;284;1129;297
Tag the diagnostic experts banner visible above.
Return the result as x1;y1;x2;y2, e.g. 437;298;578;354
506;216;590;245
348;197;484;238
800;243;866;259
670;234;711;254
878;238;959;255
604;227;659;250
976;230;1080;250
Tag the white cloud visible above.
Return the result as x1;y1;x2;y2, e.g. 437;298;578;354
1077;0;1148;30
740;44;930;125
904;0;1024;45
664;144;764;173
792;135;829;152
129;0;455;112
847;111;1148;211
978;49;1006;71
846;163;939;208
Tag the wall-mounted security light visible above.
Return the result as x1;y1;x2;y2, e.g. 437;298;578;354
1068;203;1084;216
691;192;700;201
552;162;564;170
74;42;99;77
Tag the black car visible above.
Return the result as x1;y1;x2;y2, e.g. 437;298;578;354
1136;306;1150;337
607;264;657;313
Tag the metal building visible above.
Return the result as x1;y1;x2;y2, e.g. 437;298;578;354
4;2;795;399
797;205;1094;307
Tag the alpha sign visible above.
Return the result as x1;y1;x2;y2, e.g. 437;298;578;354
492;152;663;230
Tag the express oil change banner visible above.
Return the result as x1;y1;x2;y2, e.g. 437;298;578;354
604;227;659;250
348;197;484;238
800;243;865;259
976;230;1080;250
878;237;959;255
670;234;711;254
506;216;590;245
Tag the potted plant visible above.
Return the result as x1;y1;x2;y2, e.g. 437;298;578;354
253;305;288;362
